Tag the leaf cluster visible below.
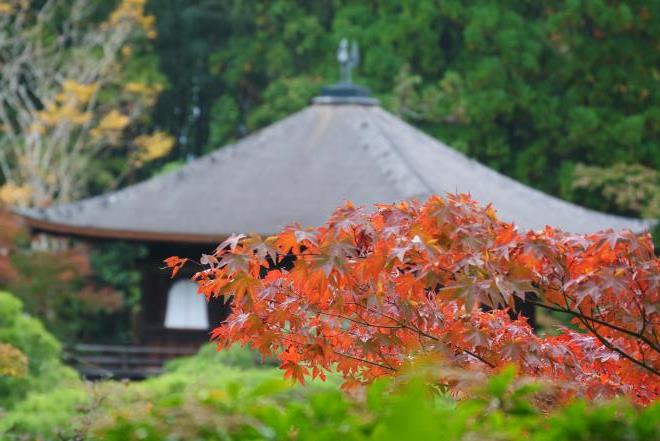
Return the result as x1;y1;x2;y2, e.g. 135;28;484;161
171;194;659;403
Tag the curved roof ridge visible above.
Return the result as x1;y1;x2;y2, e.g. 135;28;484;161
368;107;654;232
349;106;432;199
16;102;654;241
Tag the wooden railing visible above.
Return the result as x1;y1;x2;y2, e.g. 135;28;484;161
64;344;198;380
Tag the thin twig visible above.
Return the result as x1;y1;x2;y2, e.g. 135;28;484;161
527;300;659;353
577;316;659;376
332;350;397;372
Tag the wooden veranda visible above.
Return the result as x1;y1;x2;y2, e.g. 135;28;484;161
64;343;198;380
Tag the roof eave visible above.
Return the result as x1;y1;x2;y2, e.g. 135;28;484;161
20;214;228;245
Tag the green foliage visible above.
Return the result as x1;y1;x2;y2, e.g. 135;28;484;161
163;342;278;372
0;386;89;438
0;291;79;413
563;162;660;248
245;76;325;134
91;244;146;292
2;342;656;440
387;1;659;197
88;345;331;440
536;400;660;441
0;291;99;438
92;359;658;441
567;163;660;219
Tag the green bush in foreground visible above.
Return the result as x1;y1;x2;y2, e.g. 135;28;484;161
0;291;85;437
93;360;658;441
1;341;657;440
0;291;80;411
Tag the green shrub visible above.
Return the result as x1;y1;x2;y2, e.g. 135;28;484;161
92;359;659;441
0;291;79;410
1;337;656;440
0;291;87;438
92;344;330;440
163;343;278;373
1;385;89;438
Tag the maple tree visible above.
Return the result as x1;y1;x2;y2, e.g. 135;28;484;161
167;194;659;404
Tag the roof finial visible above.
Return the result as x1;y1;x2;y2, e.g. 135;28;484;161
313;39;377;105
337;38;359;84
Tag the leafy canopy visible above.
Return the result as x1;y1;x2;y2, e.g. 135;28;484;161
168;194;659;404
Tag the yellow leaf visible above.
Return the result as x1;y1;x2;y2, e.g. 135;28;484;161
121;45;134;57
0;182;32;206
0;2;14;14
107;0;154;37
61;80;98;104
97;110;130;132
133;131;175;163
37;102;92;126
123;82;162;96
0;344;28;378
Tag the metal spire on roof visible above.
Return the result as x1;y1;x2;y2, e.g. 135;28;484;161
314;38;377;106
337;38;359;84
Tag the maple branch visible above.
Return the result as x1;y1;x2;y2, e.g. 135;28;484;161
527;300;660;354
262;314;398;373
331;350;397;372
577;316;660;377
318;311;404;329
375;350;398;371
460;348;495;368
348;301;496;369
553;286;660;376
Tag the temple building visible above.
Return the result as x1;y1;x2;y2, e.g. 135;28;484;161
16;46;653;353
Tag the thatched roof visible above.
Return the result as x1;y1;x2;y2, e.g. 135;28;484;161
18;98;653;243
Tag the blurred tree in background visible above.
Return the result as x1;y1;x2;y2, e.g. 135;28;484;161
148;0;658;218
0;210;145;344
0;1;159;344
0;0;172;207
570;163;659;219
